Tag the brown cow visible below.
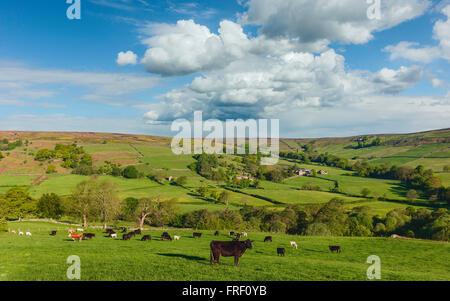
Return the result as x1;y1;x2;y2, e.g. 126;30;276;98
210;239;253;267
69;233;83;242
193;232;202;239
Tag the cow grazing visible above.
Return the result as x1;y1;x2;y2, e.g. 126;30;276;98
69;233;83;242
264;236;272;243
229;232;235;236
241;232;248;237
134;229;142;235
214;231;219;236
19;232;24;236
76;228;84;232
105;228;114;234
174;235;180;240
290;241;298;249
11;230;16;234
111;233;117;238
26;232;32;236
210;239;254;267
123;233;131;241
329;246;341;253
277;248;286;256
161;232;172;241
193;232;202;239
83;233;95;239
50;230;57;236
141;235;151;241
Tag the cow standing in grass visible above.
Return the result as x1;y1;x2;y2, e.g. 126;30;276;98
69;233;83;242
329;246;341;253
210;239;254;267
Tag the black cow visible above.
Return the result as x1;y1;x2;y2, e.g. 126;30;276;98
161;232;172;241
214;231;219;236
229;231;235;236
329;246;341;253
83;233;95;239
264;236;272;242
120;227;127;233
210;239;254;267
193;232;202;239
105;228;114;234
236;233;241;239
277;248;285;256
128;231;136;238
141;235;151;241
134;229;142;235
50;230;57;236
123;233;131;240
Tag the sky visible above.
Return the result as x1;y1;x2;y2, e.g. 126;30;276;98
0;0;449;138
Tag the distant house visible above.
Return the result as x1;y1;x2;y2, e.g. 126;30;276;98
236;174;254;181
166;176;173;181
318;170;328;175
294;169;311;176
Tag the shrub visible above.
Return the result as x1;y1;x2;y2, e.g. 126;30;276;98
46;164;57;174
123;165;138;179
304;223;331;236
0;219;9;232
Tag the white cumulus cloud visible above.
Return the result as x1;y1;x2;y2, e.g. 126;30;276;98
117;50;138;66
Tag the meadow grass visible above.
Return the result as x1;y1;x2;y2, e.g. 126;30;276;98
1;221;448;281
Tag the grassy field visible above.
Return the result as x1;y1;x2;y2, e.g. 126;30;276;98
1;221;449;281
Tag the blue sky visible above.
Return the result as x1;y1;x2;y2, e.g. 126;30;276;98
0;0;449;137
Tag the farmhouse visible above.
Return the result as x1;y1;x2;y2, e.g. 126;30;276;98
294;169;311;176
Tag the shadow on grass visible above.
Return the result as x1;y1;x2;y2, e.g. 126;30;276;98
157;253;207;262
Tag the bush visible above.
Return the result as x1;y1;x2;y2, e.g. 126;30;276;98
123;165;138;179
46;164;57;174
304;223;331;236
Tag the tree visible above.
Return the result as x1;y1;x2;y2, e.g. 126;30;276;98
135;197;158;229
91;180;121;228
361;188;371;198
218;191;231;205
174;176;187;187
37;193;63;219
406;189;419;202
0;188;36;220
123;165;138;179
66;180;96;228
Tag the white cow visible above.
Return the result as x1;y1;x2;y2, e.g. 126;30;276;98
110;233;117;238
76;228;84;232
26;232;32;236
290;241;298;249
241;232;248;237
19;231;24;236
174;235;180;240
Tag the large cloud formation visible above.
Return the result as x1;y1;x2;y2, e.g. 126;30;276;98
142;50;423;123
384;5;450;63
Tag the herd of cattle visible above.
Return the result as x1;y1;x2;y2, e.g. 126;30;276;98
11;227;342;266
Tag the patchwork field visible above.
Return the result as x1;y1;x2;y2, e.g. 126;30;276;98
1;221;449;281
0;130;449;216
